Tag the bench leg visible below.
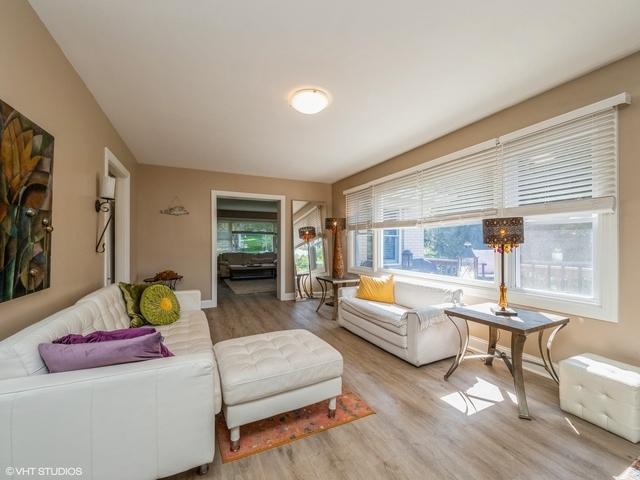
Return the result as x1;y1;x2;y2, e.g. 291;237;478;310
328;397;337;418
230;426;240;452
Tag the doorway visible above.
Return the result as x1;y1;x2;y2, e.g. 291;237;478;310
103;148;131;285
211;191;286;307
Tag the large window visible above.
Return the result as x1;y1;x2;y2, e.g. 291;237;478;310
382;223;493;282
514;214;594;298
352;229;373;270
217;220;276;254
344;95;624;321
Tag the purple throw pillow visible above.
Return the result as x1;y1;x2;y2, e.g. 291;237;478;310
39;332;167;373
54;327;173;357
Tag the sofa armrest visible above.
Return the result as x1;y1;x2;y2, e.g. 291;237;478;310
0;353;218;479
174;289;201;311
339;286;358;299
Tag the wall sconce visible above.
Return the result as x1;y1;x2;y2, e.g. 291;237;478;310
95;176;115;253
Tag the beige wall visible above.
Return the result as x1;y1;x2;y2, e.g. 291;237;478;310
332;52;640;365
135;165;331;299
0;0;139;340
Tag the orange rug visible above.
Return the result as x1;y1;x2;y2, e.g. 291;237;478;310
215;388;375;463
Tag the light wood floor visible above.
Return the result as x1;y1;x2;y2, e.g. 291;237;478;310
167;284;638;480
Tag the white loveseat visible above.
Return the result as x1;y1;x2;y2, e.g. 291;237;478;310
0;285;221;480
338;279;464;367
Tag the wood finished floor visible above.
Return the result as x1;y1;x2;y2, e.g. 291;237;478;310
166;284;638;480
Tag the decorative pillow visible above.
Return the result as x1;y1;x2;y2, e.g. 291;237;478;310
140;285;180;325
53;327;173;357
355;274;395;304
38;332;165;373
118;282;150;327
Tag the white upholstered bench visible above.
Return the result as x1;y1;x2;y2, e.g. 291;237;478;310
559;353;640;443
213;329;343;451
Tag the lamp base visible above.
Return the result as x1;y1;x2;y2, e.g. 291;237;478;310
491;305;518;317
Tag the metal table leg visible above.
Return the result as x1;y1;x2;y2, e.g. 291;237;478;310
485;326;498;366
511;332;531;420
315;280;327;312
537;323;567;384
444;315;469;380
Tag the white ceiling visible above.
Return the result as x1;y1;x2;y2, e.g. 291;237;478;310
30;0;640;183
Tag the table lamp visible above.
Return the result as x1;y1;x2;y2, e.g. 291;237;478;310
483;217;524;316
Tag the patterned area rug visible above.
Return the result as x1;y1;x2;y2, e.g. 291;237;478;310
223;278;277;295
215;389;375;463
616;458;640;480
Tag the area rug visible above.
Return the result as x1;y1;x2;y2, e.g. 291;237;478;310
215;388;375;463
616;457;640;480
223;278;277;295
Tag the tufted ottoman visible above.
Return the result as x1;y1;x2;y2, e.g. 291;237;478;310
559;353;640;443
213;329;343;451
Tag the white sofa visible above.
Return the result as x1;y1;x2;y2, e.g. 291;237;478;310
338;279;464;367
0;285;221;480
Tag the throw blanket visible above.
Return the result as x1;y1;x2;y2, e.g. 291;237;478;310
401;305;450;331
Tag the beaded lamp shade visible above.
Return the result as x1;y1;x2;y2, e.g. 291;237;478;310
483;217;524;253
298;226;317;243
325;217;346;231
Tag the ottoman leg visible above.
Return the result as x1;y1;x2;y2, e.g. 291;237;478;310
230;426;240;452
328;397;337;418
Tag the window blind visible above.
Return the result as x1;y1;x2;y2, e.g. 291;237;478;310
372;172;420;228
420;145;500;223
501;108;617;216
346;186;373;230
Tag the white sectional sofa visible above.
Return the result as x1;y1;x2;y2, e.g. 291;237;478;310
338;279;464;367
0;285;220;480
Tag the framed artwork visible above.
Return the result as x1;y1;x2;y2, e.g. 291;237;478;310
0;99;54;303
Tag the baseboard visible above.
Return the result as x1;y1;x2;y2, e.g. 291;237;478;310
201;299;216;309
467;335;555;380
281;292;296;301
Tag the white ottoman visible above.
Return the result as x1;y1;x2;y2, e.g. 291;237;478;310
560;353;640;443
213;329;343;451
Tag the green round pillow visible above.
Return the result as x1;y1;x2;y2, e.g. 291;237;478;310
140;285;180;325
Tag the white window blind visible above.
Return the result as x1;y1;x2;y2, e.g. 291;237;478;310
420;145;500;223
372;172;420;228
346;186;373;230
501;108;617;216
344;95;625;231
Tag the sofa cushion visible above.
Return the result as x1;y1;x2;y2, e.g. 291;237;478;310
340;309;408;348
340;296;409;333
214;329;343;406
118;282;150;327
156;310;212;356
356;274;395;304
140;285;180;325
77;284;132;330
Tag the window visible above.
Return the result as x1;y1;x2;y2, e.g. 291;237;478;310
514;214;594;298
383;229;400;264
382;223;493;282
343;94;625;321
352;230;373;270
217;220;276;254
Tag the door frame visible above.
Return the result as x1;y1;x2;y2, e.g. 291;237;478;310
103;147;131;285
210;190;286;308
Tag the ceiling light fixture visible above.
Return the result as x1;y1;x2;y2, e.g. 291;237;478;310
289;88;330;114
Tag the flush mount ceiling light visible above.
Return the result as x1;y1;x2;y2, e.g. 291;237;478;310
289;88;330;114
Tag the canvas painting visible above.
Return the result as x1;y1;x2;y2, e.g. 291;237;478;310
0;99;54;303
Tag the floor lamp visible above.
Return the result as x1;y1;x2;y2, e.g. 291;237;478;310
325;217;346;279
298;226;317;298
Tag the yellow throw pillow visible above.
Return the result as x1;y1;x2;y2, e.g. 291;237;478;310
355;274;395;304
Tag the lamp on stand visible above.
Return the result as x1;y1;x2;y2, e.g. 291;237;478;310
325;217;346;279
298;226;317;298
482;217;525;316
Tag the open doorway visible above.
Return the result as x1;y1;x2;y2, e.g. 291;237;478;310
211;191;286;307
103;148;130;285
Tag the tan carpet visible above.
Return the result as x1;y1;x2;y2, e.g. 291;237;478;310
224;278;277;295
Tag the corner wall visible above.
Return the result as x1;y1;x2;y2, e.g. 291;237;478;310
0;0;139;340
135;165;332;300
331;52;640;365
